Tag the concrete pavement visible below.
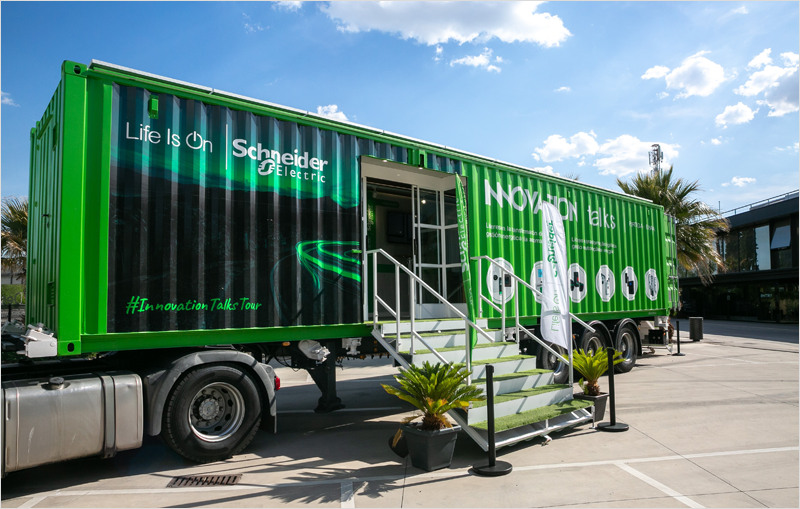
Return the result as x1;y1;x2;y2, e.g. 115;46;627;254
2;322;798;508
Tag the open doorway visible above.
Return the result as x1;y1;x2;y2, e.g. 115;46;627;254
361;158;466;321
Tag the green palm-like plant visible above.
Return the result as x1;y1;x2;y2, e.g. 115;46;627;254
382;361;485;432
1;196;28;284
573;348;623;396
617;167;729;285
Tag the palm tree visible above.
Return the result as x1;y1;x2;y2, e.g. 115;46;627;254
617;167;728;285
2;196;28;284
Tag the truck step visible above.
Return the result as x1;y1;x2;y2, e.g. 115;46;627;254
470;398;592;433
379;318;489;335
466;384;572;424
391;330;502;351
401;342;519;365
471;355;539;379
473;369;554;395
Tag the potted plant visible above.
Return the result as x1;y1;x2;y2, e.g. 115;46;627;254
572;348;623;421
382;361;485;471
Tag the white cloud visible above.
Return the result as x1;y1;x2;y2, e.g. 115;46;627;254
715;102;757;127
577;160;586;167
781;52;799;67
657;92;670;99
735;64;793;97
555;86;570;92
758;67;799;116
316;104;348;121
593;135;679;176
532;131;599;162
711;138;722;145
532;165;557;175
495;56;504;63
665;52;727;98
747;49;772;69
796;142;799;152
434;45;443;61
274;1;302;12
642;66;670;80
320;2;571;47
242;13;265;33
1;91;19;106
721;176;756;188
731;6;748;14
450;48;501;72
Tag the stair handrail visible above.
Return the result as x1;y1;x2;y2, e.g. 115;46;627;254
366;248;499;383
472;256;596;386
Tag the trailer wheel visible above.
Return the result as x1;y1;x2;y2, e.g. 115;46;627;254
579;329;607;356
162;363;262;463
614;324;638;373
537;343;569;385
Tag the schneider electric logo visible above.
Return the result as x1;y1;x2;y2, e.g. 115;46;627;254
232;140;329;183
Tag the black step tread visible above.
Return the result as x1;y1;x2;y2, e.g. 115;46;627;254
471;399;592;432
472;384;570;409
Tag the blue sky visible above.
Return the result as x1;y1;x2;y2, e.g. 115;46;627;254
2;1;798;211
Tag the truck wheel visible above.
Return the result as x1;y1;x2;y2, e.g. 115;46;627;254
614;324;638;373
162;363;262;463
537;343;569;385
579;329;606;356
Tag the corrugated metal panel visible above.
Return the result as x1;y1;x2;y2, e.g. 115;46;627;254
466;165;668;319
106;84;409;333
27;83;63;331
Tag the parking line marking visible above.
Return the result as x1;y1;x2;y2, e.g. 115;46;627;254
341;482;355;508
8;446;796;506
684;352;758;363
19;494;51;508
616;463;705;508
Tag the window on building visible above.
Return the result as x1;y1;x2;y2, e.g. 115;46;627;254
724;231;739;273
772;220;794;269
739;228;756;271
755;224;771;271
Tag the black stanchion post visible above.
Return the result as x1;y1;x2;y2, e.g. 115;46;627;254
597;347;628;432
673;320;685;356
473;364;512;476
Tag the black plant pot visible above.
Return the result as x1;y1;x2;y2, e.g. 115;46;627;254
574;392;608;422
402;423;461;471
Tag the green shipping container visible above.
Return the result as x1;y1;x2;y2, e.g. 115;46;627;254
27;60;678;357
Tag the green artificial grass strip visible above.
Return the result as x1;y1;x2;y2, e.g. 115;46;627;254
472;369;551;385
400;341;515;355
471;399;593;432
471;355;535;366
472;384;569;408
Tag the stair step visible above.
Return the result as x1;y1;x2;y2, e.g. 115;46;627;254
471;399;592;432
391;330;503;351
380;318;489;335
471;355;539;379
403;342;520;366
466;385;572;424
473;369;555;396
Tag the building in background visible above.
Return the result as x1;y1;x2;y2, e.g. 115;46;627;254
679;191;798;323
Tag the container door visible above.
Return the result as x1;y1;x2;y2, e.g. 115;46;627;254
413;185;464;318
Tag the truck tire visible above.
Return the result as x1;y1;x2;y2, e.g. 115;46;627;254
614;323;638;373
537;343;569;385
162;363;262;463
579;329;607;356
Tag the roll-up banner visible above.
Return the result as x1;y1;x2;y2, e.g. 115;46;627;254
454;175;478;357
540;202;570;350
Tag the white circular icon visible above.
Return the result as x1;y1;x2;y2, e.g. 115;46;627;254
568;263;588;303
530;261;544;303
487;258;515;304
596;265;615;302
645;269;659;301
621;266;637;301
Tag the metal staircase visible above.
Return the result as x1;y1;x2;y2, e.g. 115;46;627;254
366;249;595;451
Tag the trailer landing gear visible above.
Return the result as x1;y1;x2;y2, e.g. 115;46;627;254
304;340;345;413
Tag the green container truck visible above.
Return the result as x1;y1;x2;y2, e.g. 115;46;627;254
2;60;678;474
